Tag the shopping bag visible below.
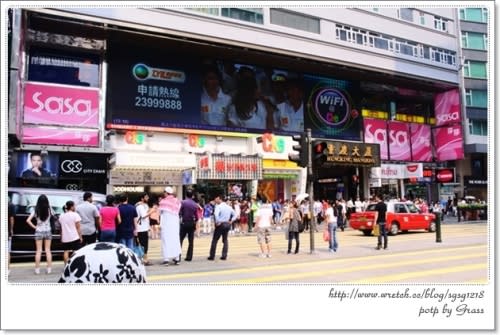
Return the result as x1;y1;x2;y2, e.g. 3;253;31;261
132;238;145;259
323;229;330;242
372;224;380;236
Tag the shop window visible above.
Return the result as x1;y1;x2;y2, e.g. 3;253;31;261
27;46;100;87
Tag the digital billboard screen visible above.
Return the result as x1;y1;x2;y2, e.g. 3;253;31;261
106;40;361;140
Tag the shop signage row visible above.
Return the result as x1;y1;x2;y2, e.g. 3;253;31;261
196;154;262;180
315;141;381;168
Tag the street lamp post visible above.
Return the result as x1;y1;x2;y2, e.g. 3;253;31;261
306;128;316;254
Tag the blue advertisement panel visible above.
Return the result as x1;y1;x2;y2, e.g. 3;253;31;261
303;74;361;140
106;40;360;140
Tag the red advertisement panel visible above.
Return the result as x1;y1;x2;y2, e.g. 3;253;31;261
434;88;461;126
388;121;411;161
432;124;464;161
409;123;432;162
363;118;388;160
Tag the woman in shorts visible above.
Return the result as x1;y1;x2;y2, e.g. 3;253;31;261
59;200;83;264
26;194;53;274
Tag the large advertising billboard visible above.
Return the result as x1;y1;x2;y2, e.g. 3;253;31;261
363;118;388;160
433;124;465;161
387;121;411;161
409;123;432;162
106;40;361;140
434;88;461;126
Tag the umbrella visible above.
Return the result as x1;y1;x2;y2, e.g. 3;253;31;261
295;193;309;203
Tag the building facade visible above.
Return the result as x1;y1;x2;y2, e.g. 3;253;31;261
456;7;489;202
7;5;487;204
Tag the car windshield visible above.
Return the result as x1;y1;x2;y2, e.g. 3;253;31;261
407;203;420;213
366;204;377;211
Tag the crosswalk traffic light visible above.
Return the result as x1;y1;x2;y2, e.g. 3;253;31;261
312;141;327;167
288;134;308;168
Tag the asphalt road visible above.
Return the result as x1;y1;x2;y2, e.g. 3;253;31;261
7;220;489;284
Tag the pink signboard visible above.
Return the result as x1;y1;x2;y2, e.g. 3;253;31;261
23;82;100;128
388;121;411;161
409;123;432;162
22;127;100;147
432;124;464;161
363;118;388;160
434;89;461;126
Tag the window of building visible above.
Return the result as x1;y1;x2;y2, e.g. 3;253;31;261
373;8;379;12
399;8;414;22
468;119;487;136
463;60;487;79
27;46;100;87
187;8;220;16
221;8;263;24
433;16;448;32
270;8;320;34
459;8;488;23
465;89;487;108
419;12;425;25
461;31;487;50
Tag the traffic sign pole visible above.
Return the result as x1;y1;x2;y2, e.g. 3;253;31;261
306;128;316;254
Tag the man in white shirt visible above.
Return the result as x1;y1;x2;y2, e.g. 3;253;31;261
255;198;274;258
136;192;153;265
274;78;304;132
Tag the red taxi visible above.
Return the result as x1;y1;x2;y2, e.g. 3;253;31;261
349;201;436;236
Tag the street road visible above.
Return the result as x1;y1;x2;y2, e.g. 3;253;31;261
7;222;488;284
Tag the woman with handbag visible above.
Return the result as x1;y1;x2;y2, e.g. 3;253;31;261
324;200;339;253
287;202;302;254
26;194;53;274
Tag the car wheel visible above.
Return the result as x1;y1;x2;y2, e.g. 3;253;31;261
428;221;436;232
362;230;372;236
389;222;399;236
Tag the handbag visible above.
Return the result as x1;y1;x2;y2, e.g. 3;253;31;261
323;229;330;242
49;214;60;234
373;223;380;236
132;238;145;259
298;221;305;233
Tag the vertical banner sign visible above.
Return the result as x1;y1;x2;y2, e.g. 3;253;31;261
432;124;464;161
388;121;411;161
434;88;461;126
409;123;432;162
363;118;388;160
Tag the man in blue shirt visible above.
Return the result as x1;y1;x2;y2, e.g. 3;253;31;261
208;195;236;261
179;190;199;262
117;194;138;249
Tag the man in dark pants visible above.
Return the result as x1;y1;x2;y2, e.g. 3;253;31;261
179;190;199;262
208;195;236;261
373;194;388;250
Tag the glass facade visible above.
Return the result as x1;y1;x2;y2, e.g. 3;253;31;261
221;8;263;24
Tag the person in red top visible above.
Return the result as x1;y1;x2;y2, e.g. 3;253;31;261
99;195;121;242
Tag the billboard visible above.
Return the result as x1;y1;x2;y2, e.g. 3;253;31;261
409;123;432;162
106;40;361;140
434;88;461;126
363;118;388;160
432;124;464;161
387;121;411;161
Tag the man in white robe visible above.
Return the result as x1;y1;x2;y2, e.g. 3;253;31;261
159;186;182;266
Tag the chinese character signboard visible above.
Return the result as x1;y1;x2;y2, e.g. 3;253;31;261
196;154;262;180
316;141;380;168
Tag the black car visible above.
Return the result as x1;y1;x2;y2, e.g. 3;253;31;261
8;187;106;260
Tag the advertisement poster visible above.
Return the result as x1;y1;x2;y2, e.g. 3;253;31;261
410;123;432;162
14;151;59;187
388;121;411;161
363;118;388;160
432;124;465;161
23;82;100;128
434;88;461;126
303;74;361;140
22;127;100;147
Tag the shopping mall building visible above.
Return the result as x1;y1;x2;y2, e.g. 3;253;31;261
6;6;489;203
